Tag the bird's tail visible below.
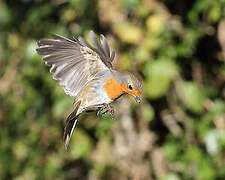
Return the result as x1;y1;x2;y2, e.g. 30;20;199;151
63;101;81;149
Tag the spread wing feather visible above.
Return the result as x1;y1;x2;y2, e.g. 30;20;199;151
36;31;115;97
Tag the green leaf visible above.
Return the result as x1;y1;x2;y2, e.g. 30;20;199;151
179;82;206;113
0;3;11;26
70;130;93;159
144;59;178;99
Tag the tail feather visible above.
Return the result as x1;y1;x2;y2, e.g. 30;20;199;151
63;101;81;149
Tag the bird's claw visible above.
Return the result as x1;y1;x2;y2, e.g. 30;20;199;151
96;108;103;117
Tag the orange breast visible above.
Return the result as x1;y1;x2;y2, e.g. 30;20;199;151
104;77;124;100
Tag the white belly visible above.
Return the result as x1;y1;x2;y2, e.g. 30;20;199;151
76;80;113;114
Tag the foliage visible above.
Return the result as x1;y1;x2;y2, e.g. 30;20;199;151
0;0;225;179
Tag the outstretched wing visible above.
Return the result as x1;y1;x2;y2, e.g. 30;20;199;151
36;31;115;97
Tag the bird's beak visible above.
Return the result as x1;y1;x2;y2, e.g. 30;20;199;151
135;96;141;104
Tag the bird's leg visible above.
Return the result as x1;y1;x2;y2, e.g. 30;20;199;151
84;103;114;118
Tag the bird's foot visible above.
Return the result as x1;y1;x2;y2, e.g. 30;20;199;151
97;103;114;118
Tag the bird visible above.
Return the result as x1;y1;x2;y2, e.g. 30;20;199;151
36;30;142;148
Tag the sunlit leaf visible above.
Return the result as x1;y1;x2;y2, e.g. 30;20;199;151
113;22;142;44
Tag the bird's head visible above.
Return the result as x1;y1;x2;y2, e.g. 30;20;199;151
117;72;142;103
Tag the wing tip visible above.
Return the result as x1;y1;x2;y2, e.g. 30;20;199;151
89;30;96;38
88;30;115;63
89;30;99;45
51;33;62;39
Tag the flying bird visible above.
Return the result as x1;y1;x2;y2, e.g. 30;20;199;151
36;31;142;148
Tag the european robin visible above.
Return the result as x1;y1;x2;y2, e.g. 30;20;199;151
36;31;142;148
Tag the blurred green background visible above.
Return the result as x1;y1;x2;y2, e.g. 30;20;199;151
0;0;225;179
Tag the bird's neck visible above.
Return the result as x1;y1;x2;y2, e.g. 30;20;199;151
103;77;126;100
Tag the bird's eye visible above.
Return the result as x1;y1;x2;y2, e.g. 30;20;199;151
128;84;133;90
